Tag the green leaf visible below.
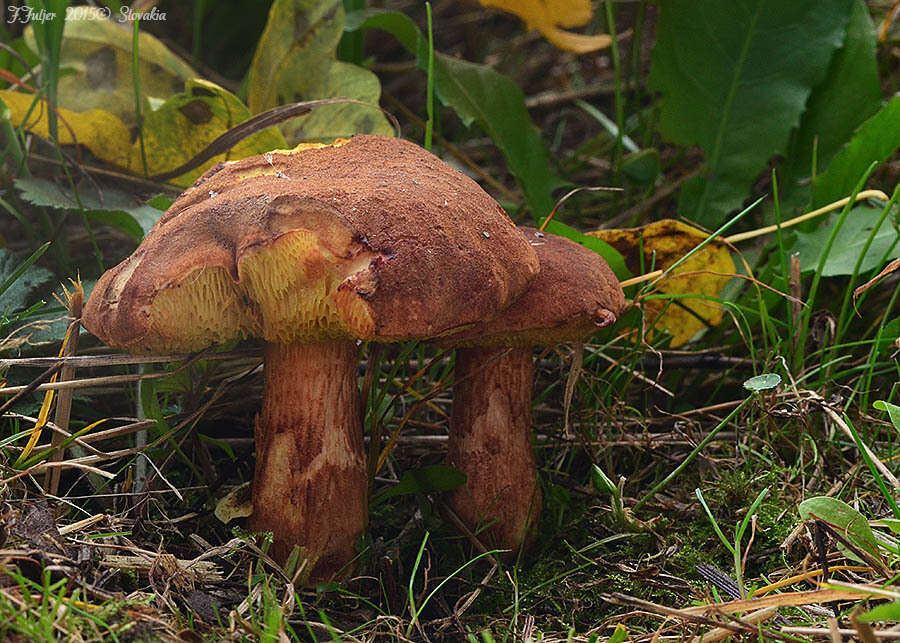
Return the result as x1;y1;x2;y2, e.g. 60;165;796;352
591;464;616;495
798;496;883;565
743;373;781;391
858;601;900;622
621;148;660;186
813;97;900;208
874;400;900;434
15;176;163;241
348;10;561;218
0;246;53;314
608;625;629;643
247;0;392;143
370;465;466;507
791;206;900;277
24;6;195;128
780;0;881;199
650;0;855;226
542;220;629;280
874;318;900;357
138;78;287;185
879;518;900;537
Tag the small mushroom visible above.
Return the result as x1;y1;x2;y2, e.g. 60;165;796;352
83;135;539;582
441;227;626;551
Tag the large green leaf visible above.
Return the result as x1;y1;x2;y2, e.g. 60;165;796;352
780;0;881;202
15;176;165;242
348;10;560;218
246;0;392;143
812;97;900;208
24;7;195;127
798;496;884;565
650;0;855;226
792;205;900;277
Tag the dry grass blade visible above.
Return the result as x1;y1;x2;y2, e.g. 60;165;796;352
680;587;871;615
689;606;778;643
820;403;900;490
783;625;900;640
854;256;900;299
0;349;256;370
46;279;83;494
14;319;75;465
751;565;873;597
603;592;749;638
851;604;881;643
562;341;583;437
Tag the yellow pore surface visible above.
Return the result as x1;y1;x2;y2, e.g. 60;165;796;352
146;230;375;352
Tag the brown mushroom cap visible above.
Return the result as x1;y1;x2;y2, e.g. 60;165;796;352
83;135;540;353
442;226;626;348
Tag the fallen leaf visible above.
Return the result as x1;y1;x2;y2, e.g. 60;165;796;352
214;482;253;524
479;0;611;53
0;89;132;166
25;7;195;128
137;79;286;185
247;0;393;143
2;79;285;186
589;220;736;347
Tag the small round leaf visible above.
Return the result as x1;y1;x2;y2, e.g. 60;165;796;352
743;373;781;391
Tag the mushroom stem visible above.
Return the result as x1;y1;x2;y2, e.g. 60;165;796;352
448;346;542;552
250;340;367;581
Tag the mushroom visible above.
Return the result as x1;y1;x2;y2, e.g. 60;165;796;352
441;227;625;551
82;135;540;582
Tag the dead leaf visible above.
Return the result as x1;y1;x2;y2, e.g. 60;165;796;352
214;482;253;524
25;7;195;128
589;220;736;347
479;0;612;53
854;256;900;300
1;79;285;186
9;502;68;557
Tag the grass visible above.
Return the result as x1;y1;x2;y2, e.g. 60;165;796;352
4;1;900;641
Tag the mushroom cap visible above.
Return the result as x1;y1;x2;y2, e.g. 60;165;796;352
440;227;626;348
83;135;540;353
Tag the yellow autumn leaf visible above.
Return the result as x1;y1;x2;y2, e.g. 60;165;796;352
479;0;611;53
1;79;285;187
589;220;736;347
24;7;195;128
0;90;133;167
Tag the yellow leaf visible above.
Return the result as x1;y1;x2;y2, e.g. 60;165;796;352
25;7;195;128
479;0;611;53
589;220;736;347
2;79;285;186
134;79;286;185
0;90;132;167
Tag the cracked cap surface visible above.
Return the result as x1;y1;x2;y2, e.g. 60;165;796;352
83;135;540;353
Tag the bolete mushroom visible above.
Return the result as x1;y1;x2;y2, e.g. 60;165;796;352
441;227;625;551
83;135;539;582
